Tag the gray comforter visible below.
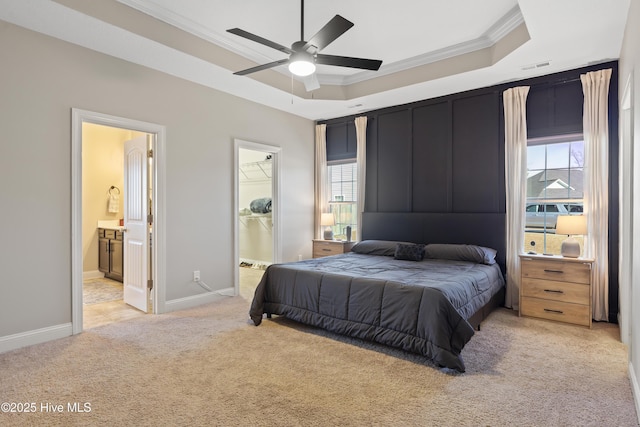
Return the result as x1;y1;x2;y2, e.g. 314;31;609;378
249;252;505;372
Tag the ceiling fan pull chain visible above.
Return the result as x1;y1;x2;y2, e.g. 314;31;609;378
300;0;304;40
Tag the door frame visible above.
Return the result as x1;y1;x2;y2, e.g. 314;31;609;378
620;73;634;345
233;139;281;295
71;108;167;334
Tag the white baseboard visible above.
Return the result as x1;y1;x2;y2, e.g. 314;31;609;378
215;287;236;296
629;362;640;426
164;287;236;312
83;270;104;280
0;323;73;354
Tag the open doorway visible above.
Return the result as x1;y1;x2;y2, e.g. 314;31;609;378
234;139;281;300
81;124;150;329
71;109;166;334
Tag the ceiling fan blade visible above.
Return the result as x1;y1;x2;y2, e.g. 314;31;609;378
316;54;382;71
303;73;320;92
303;15;353;52
233;58;290;76
227;28;293;54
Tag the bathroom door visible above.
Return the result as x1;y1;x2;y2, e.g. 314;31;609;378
123;136;149;312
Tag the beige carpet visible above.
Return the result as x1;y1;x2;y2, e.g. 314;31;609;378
0;294;637;426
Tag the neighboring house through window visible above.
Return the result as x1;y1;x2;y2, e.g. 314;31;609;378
328;161;357;241
525;134;584;254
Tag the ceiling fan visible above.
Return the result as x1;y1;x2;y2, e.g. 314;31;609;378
227;0;382;84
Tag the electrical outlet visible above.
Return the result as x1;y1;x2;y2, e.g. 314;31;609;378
193;270;200;282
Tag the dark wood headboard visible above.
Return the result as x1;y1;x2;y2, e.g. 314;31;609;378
361;212;506;273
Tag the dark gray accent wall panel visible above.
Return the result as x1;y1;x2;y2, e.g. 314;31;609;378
376;110;412;211
412;102;451;212
451;93;502;212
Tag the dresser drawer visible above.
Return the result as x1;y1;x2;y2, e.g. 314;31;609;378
521;296;591;327
521;258;591;284
521;277;590;305
519;254;594;328
313;241;343;257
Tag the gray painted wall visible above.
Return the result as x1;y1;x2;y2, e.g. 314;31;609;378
0;22;314;338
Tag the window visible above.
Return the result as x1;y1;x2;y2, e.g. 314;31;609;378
327;161;357;241
524;135;584;254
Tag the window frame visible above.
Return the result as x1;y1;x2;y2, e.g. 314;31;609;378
524;133;585;254
327;159;358;241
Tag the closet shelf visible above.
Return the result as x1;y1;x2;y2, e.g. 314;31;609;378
240;160;272;182
239;213;272;231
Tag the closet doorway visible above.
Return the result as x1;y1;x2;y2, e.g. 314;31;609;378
234;139;281;299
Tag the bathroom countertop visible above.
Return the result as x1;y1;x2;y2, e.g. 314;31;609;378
97;220;124;231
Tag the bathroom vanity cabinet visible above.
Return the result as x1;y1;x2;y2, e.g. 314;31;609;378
99;228;123;282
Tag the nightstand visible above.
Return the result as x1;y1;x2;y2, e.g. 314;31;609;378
312;239;356;258
519;254;593;328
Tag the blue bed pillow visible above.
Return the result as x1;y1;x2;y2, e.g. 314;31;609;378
394;243;426;261
423;243;497;265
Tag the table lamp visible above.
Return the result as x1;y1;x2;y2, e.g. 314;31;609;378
556;215;587;258
321;213;335;240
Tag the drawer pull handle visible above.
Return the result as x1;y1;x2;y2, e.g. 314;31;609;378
322;248;331;252
544;308;564;315
543;269;564;274
544;289;564;294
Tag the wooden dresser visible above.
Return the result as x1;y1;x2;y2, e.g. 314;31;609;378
519;254;593;328
312;239;356;258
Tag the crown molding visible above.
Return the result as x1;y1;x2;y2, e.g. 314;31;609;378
319;5;525;86
118;1;525;88
117;0;278;64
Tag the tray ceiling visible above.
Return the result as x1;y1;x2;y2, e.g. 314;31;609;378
0;0;631;120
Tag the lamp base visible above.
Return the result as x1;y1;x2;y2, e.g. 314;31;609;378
323;227;333;240
561;236;581;258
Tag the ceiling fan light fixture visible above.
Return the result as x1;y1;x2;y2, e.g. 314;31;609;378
227;2;381;81
288;51;316;76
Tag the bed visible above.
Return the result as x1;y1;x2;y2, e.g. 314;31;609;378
249;212;506;372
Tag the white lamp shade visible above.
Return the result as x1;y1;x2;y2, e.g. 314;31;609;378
320;213;335;226
556;215;586;258
556;215;587;235
321;212;335;240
